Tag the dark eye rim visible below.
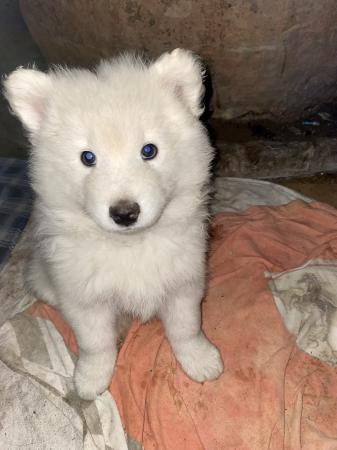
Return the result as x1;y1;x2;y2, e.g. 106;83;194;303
81;150;96;166
141;143;158;160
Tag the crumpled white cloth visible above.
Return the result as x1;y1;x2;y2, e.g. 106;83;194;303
211;177;310;213
268;260;337;366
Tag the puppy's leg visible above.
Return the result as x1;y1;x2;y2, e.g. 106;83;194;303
62;305;117;400
159;284;224;382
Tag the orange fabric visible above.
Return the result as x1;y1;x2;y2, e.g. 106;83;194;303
27;201;337;449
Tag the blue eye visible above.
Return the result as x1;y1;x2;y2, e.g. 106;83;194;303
81;150;96;166
141;143;158;160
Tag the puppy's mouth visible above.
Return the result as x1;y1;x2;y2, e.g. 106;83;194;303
107;214;162;234
110;223;144;234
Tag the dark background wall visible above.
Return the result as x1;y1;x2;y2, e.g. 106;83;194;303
2;0;337;181
0;0;45;158
19;0;337;122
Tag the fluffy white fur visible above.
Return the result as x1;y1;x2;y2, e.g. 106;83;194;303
4;48;223;400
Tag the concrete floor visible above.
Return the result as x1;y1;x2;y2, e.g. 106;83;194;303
278;175;337;208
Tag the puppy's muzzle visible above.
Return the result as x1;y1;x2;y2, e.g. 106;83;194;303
109;200;140;227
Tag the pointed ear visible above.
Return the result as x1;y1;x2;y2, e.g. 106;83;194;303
151;48;205;117
3;68;52;135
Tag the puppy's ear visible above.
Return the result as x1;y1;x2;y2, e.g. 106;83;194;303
151;48;205;117
3;68;52;136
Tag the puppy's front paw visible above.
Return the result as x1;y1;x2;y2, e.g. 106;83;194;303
174;333;224;383
74;369;110;401
74;356;115;400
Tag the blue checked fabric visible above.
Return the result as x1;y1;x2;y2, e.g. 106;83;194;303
0;157;33;271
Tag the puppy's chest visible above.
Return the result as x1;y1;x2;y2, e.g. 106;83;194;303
61;235;188;302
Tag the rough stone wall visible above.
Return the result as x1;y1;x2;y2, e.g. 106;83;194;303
20;0;337;121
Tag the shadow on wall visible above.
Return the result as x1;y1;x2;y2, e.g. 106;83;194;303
0;0;45;159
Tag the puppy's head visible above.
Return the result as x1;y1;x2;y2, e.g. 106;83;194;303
3;49;213;233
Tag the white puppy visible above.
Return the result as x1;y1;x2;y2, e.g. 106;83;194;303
4;49;223;400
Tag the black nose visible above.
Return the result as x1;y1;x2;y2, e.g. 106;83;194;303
109;200;140;227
